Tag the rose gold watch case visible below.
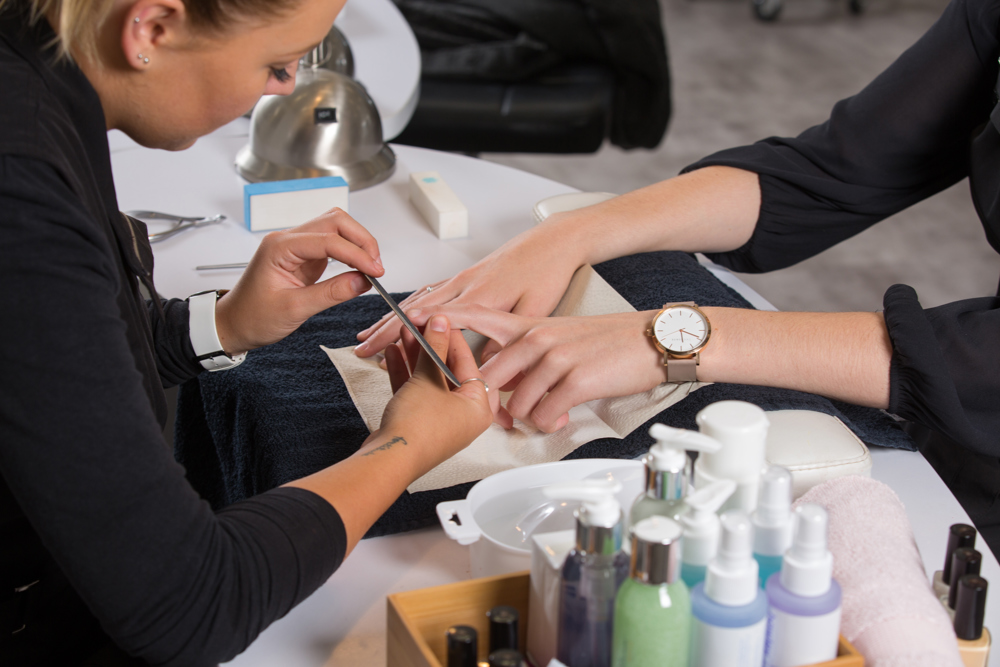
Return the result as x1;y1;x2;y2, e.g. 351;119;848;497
645;302;712;359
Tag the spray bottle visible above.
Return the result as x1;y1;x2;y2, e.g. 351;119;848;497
763;504;842;667
751;466;793;588
693;401;770;513
545;480;629;667
629;424;722;533
680;480;737;589
690;510;769;667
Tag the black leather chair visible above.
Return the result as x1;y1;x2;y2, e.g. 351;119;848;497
394;63;615;154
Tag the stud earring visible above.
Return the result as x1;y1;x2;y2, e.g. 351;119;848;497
134;16;140;23
137;53;149;64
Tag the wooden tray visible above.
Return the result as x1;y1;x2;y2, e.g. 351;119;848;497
387;571;863;667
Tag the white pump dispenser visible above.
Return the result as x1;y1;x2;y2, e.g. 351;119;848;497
679;479;737;589
780;504;834;597
706;511;760;606
693;401;770;513
543;479;622;530
629;424;724;540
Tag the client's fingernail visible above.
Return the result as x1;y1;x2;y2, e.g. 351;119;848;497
354;341;368;354
429;316;448;332
352;275;368;293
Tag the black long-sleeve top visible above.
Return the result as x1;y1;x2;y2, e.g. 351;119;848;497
0;9;346;666
684;0;1000;457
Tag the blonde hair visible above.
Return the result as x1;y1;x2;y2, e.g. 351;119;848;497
6;0;299;62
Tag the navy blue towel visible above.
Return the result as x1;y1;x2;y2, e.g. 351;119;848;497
175;251;913;537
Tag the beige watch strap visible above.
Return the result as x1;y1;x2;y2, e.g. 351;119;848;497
665;355;698;383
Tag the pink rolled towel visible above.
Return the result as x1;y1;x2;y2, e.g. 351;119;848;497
794;475;961;667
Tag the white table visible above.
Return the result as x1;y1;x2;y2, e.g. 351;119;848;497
110;120;1000;667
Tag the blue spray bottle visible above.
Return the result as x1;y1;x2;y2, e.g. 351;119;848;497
546;480;629;667
751;466;793;588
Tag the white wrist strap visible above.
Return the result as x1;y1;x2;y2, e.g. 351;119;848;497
188;290;246;371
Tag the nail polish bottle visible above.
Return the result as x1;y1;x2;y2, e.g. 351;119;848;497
488;648;526;666
751;466;793;589
690;511;769;667
447;625;478;667
546;480;629;667
944;548;983;620
488;606;519;653
954;574;991;667
933;524;977;599
628;424;722;541
680;480;737;589
612;516;691;667
763;504;842;667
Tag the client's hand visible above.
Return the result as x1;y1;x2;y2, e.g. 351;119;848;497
378;315;496;477
408;305;667;433
215;208;384;355
353;218;586;360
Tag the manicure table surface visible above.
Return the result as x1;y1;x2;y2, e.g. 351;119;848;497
110;118;1000;667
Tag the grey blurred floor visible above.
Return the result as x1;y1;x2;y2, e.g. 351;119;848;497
482;0;1000;311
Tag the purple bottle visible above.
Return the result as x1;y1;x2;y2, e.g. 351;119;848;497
763;504;842;667
546;481;629;667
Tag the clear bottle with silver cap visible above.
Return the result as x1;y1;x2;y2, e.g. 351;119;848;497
544;480;629;667
628;424;722;542
611;516;691;667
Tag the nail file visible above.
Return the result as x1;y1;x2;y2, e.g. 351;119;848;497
365;275;460;387
408;171;468;239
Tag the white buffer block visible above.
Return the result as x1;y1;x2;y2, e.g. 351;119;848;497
409;171;468;239
244;176;349;232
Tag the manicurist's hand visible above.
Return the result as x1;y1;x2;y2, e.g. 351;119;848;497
353;217;588;359
408;305;668;433
214;208;384;356
286;314;494;552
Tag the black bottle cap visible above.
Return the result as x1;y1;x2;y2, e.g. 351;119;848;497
954;575;988;641
487;605;519;653
949;548;982;610
487;648;524;667
943;524;977;584
446;625;478;667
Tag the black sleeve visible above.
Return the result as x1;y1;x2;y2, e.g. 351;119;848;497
883;285;1000;456
0;154;348;666
149;297;204;388
681;0;1000;273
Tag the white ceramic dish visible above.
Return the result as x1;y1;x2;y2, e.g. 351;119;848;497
436;458;644;578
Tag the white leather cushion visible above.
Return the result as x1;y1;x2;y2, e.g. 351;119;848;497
532;192;617;224
765;410;872;500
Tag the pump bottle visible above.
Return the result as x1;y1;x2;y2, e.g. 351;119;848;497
763;504;842;667
680;480;737;589
545;480;629;667
612;516;691;667
693;401;770;513
752;466;793;588
629;424;722;534
690;510;769;667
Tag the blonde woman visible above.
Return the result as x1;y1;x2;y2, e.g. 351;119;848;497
0;0;493;664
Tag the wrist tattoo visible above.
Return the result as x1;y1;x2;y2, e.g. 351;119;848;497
362;436;408;456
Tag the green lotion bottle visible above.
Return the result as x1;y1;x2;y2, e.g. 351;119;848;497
628;424;723;542
613;516;691;667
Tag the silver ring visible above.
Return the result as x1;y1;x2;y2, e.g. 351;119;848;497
425;285;435;293
460;377;489;392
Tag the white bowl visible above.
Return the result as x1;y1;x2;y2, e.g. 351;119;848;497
436;459;644;578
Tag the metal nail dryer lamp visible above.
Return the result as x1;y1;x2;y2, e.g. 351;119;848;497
235;28;395;190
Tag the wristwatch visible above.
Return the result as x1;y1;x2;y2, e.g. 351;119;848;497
646;301;711;383
187;289;247;371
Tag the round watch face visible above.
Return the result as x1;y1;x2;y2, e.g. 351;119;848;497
653;306;709;354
